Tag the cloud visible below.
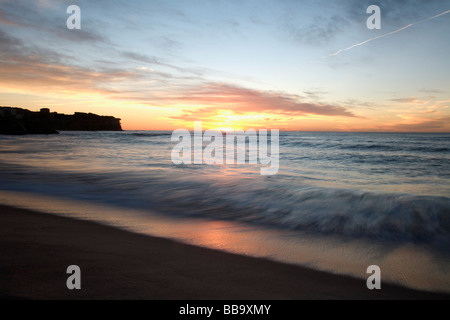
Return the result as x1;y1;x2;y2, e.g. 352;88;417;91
420;88;446;94
122;52;161;65
0;30;67;65
0;27;209;96
328;8;450;57
0;30;140;94
387;116;450;132
0;29;209;102
167;83;357;118
0;10;27;27
0;29;22;47
341;98;375;109
390;97;422;104
284;13;350;46
122;51;202;76
154;36;184;53
0;0;109;44
345;0;447;25
52;28;110;44
283;0;447;49
303;90;328;101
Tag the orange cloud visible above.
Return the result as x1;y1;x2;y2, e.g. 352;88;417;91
385;116;450;132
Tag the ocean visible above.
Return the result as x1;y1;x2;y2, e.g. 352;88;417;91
0;131;449;292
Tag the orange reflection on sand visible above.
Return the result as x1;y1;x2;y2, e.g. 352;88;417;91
187;220;264;254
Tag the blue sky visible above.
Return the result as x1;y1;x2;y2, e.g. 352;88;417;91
0;0;449;131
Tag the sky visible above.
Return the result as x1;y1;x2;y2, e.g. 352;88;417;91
0;0;449;131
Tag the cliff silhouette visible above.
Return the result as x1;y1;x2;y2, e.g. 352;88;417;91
0;107;122;135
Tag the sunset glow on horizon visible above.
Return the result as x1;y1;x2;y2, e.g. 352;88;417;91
0;0;449;132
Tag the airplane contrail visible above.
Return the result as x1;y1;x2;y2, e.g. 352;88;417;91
328;9;450;57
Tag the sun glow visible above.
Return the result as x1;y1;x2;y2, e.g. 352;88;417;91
204;111;274;131
216;127;239;132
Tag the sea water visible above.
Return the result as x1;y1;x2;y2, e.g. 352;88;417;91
0;131;449;292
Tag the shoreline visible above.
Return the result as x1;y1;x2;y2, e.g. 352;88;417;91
0;204;448;300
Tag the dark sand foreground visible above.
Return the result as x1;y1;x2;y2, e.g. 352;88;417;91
0;204;448;300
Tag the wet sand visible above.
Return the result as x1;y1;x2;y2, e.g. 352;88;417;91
0;204;448;300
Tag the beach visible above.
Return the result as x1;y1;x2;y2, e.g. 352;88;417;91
2;0;450;303
1;204;448;300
